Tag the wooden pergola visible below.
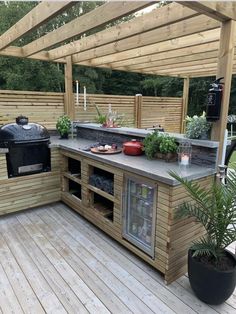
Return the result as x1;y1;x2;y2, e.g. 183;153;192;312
0;0;236;163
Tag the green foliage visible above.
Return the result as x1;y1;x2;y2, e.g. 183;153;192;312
159;136;178;154
56;115;71;135
94;105;107;124
143;131;177;159
169;171;236;262
185;111;211;139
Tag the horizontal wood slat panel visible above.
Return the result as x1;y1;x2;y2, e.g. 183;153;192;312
0;90;183;133
74;93;135;127
0;90;64;130
141;96;183;133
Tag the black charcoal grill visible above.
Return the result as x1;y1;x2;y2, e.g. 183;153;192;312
0;116;51;177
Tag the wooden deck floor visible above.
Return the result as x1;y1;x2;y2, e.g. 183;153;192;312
0;202;235;314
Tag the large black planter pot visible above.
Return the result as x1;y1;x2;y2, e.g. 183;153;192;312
188;249;236;305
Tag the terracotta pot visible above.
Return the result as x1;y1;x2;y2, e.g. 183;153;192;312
123;139;143;156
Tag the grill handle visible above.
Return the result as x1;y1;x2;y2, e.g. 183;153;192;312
14;139;50;145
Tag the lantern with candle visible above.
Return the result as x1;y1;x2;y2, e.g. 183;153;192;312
178;140;192;167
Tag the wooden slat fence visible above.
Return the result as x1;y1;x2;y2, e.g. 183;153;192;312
0;90;183;133
0;90;64;129
141;96;183;133
74;93;135;127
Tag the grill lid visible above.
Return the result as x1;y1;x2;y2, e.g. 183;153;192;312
0;116;50;145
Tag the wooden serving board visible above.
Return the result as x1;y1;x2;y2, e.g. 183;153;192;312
90;147;122;155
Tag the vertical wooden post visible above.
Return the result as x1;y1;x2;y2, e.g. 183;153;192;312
134;94;142;128
211;20;235;164
64;56;75;119
181;76;190;133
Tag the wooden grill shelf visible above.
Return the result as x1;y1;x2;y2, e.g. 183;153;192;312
87;184;114;202
63;171;82;185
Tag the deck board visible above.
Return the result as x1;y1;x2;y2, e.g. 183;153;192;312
0;202;235;314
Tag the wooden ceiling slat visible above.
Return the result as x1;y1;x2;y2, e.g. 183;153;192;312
97;42;220;69
181;1;236;22
48;2;199;60
0;1;74;51
70;15;219;65
70;16;220;61
22;1;151;57
130;57;219;72
73;29;220;67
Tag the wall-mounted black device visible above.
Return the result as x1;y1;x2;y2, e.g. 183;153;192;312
206;77;224;121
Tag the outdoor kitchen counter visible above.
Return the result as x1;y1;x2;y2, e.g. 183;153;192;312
50;136;216;186
75;123;219;148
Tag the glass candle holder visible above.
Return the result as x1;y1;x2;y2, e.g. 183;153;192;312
178;141;192;167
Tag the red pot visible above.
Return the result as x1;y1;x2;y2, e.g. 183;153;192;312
123;139;143;156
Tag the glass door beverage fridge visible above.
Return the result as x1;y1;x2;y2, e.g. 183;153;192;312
123;176;157;258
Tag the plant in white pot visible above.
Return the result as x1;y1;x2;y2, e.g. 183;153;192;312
56;115;71;139
170;170;236;305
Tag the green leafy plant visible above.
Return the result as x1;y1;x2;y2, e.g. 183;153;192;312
94;104;107;125
185;111;211;139
143;131;177;159
159;136;178;154
56;115;71;136
169;171;236;265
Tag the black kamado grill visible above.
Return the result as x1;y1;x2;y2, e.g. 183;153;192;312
0;116;51;177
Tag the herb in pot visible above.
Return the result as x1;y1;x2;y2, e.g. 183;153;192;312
143;131;177;160
56;115;71;138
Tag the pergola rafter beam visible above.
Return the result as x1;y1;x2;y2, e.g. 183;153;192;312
48;2;199;60
181;1;236;22
94;41;220;69
71;18;220;64
22;1;151;57
0;1;75;51
116;51;220;71
73;29;220;67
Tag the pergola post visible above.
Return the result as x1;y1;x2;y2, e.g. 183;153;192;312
211;20;236;164
181;76;190;133
64;55;75;119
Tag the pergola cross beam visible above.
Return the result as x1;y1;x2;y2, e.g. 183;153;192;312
0;1;75;51
181;1;236;22
22;1;151;57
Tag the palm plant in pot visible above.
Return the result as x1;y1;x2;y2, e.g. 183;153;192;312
56;115;71;139
170;170;236;305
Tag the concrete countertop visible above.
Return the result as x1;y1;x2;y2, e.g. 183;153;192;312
50;136;216;186
75;123;219;148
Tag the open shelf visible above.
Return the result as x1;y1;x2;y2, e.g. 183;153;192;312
88;184;114;202
90;192;114;222
63;171;82;185
68;157;81;175
69;179;81;201
89;166;114;196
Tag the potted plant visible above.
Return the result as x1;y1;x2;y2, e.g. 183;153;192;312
143;131;178;161
185;111;211;139
56;115;71;139
169;171;236;305
95;104;107;126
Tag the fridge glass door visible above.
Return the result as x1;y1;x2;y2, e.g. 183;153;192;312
123;177;156;257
